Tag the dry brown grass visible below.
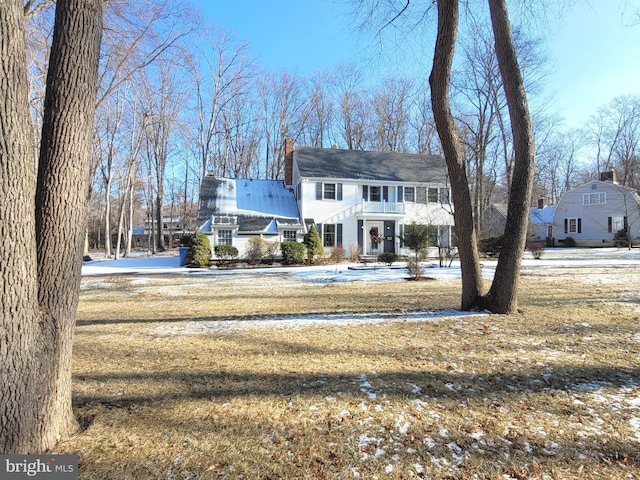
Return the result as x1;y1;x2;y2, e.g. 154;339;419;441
56;265;640;479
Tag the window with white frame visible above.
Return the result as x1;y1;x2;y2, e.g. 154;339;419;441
323;183;336;200
370;186;381;202
217;229;232;246
428;187;439;203
565;218;581;234
283;230;297;241
583;192;606;205
439;187;450;203
609;216;625;233
323;224;336;247
404;186;415;202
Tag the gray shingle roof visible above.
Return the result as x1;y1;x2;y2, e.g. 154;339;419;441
197;176;302;233
294;146;448;183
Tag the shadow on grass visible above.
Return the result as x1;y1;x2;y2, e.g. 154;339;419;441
73;364;639;406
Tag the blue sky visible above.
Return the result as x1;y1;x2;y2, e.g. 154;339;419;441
191;1;640;129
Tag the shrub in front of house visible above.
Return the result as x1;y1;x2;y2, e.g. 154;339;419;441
329;245;346;263
378;252;397;266
246;237;266;265
613;229;630;247
527;239;545;259
280;241;306;265
478;235;503;257
265;241;279;264
214;244;239;267
185;230;211;268
303;225;324;264
563;236;576;247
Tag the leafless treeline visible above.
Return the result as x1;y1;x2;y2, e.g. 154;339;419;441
24;0;640;256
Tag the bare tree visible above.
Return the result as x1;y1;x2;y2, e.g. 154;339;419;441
140;60;186;251
430;0;484;310
330;62;372;149
1;0;102;452
372;77;413;152
409;84;441;155
189;29;255;181
586;95;640;188
258;70;308;179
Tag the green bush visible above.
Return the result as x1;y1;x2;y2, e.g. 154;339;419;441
185;230;211;268
280;241;306;265
178;233;193;247
613;229;630;247
563;237;576;247
400;222;433;279
303;226;324;264
478;235;503;257
378;252;397;266
214;244;239;266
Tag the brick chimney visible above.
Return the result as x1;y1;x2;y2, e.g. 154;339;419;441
537;197;546;209
599;170;617;183
284;137;294;186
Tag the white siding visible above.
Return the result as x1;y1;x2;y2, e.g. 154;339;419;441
553;181;640;246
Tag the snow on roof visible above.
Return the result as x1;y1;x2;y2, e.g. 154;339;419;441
530;205;555;224
211;178;299;219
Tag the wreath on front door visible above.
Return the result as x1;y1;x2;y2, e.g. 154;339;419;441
370;229;384;247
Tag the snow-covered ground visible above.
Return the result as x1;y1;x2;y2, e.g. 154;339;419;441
81;247;640;283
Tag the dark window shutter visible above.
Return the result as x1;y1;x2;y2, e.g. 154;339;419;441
608;217;612;233
316;182;322;200
397;186;403;202
362;185;368;201
399;224;404;247
337;183;343;201
564;218;568;234
383;186;388;201
316;223;322;239
357;220;364;250
337;224;343;246
577;218;582;234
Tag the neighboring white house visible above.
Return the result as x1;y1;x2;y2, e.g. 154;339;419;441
197;139;455;259
552;171;640;246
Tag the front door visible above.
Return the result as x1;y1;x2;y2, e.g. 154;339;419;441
367;221;384;255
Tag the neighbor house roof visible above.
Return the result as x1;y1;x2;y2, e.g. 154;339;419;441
530;205;555;225
197;176;302;234
294;146;448;184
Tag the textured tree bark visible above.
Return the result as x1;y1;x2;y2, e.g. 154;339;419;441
34;0;103;451
429;0;484;310
0;0;102;453
483;0;536;313
0;0;42;454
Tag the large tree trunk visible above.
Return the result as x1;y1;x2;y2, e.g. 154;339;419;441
0;0;42;454
3;0;102;453
483;0;535;313
429;0;483;310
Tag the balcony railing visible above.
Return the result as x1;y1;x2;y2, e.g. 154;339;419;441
360;201;405;214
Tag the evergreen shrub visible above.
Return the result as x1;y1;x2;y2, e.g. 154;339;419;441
280;241;306;265
185;230;211;268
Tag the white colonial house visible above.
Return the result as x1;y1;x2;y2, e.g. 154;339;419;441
552;171;640;246
197;139;455;260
